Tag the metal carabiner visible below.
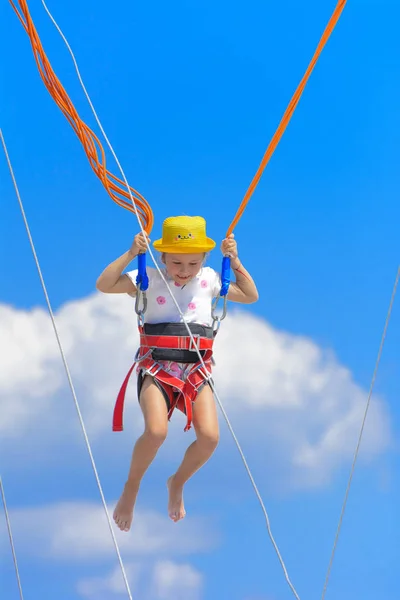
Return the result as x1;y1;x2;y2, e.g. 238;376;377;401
137;311;145;328
135;286;147;326
212;317;221;335
211;293;228;329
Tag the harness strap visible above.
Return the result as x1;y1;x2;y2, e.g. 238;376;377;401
113;326;214;432
112;362;137;432
112;355;212;432
139;333;213;351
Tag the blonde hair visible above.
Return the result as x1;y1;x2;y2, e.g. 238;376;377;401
160;252;207;264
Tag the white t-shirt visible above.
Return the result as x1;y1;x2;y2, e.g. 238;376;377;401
125;266;221;326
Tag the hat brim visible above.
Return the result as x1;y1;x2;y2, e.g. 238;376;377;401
153;238;216;254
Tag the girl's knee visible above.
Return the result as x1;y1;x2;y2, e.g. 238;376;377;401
143;424;168;447
197;429;219;452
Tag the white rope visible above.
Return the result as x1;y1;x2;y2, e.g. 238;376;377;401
0;129;134;600
40;3;301;598
321;266;400;599
0;476;25;600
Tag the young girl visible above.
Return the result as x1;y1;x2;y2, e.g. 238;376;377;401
96;216;258;531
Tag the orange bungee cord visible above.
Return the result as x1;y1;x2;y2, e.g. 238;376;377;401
225;0;347;236
9;0;347;238
9;0;154;234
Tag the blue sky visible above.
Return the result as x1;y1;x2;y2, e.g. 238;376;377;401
1;1;399;599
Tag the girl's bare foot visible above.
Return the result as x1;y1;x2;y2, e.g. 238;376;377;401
113;482;139;532
167;475;186;522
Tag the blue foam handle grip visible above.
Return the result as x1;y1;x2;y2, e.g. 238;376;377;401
136;252;149;291
220;256;231;297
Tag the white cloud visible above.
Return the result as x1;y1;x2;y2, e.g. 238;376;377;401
0;501;218;562
0;304;62;435
77;562;142;598
0;500;211;600
0;293;392;489
76;559;203;600
152;560;203;600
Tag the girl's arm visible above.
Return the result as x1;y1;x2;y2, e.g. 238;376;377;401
96;249;137;294
227;257;259;304
96;232;148;294
221;234;259;304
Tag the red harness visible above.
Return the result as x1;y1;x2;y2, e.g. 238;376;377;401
112;326;214;432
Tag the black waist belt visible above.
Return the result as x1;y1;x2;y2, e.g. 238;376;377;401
142;322;213;363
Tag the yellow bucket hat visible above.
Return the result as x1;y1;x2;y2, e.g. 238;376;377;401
153;216;216;254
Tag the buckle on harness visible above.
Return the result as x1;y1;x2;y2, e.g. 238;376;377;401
136;348;152;362
188;334;200;352
146;362;162;377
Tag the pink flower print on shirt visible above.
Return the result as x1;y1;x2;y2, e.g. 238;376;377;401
188;302;196;310
200;280;208;288
156;296;166;305
174;281;181;287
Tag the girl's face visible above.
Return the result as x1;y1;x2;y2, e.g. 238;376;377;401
163;253;204;284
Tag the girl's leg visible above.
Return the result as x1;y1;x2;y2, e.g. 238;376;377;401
167;384;219;522
113;376;169;531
